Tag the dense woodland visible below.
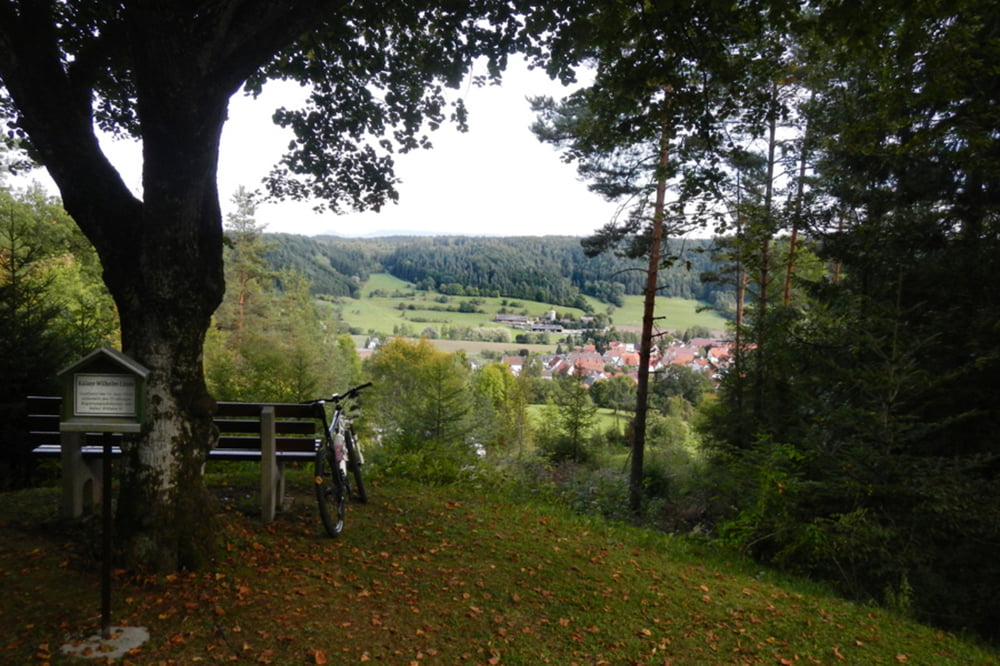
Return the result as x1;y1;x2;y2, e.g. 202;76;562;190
265;233;731;312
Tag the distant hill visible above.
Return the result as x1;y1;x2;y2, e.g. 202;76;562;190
263;233;733;314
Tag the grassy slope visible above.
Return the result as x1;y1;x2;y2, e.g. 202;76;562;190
335;273;729;343
1;472;995;665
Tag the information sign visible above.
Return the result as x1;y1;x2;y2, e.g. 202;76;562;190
58;347;148;433
73;374;137;418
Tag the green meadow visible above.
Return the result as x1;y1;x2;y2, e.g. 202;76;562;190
330;273;729;349
610;293;728;334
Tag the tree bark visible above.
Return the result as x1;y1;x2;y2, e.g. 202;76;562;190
1;4;255;569
783;122;810;307
91;8;238;570
752;89;778;421
733;173;747;447
629;129;669;516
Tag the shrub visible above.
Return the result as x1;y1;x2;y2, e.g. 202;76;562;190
367;439;482;487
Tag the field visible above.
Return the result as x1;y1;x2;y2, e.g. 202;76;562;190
331;273;728;354
529;405;631;434
610;294;728;335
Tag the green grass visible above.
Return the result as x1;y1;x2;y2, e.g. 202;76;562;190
344;273;592;333
594;406;631;434
364;272;414;293
1;473;995;664
611;293;729;334
528;405;631;433
331;273;729;345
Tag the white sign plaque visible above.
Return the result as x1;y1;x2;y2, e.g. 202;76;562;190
74;373;137;417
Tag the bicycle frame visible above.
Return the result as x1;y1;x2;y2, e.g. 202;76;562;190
318;403;348;464
310;382;372;537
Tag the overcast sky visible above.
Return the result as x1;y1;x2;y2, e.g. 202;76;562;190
18;58;622;238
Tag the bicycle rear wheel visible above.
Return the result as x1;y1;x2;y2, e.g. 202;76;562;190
345;429;368;504
314;447;346;537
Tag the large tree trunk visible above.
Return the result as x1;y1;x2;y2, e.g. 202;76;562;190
110;118;228;569
102;11;231;570
44;137;225;570
114;303;221;571
2;8;231;570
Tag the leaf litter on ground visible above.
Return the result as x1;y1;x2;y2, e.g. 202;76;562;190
0;470;996;664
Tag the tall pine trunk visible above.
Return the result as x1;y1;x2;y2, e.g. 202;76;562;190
752;89;778;421
629;130;669;515
783;116;811;307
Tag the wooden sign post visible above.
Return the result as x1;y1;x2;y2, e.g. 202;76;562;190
58;347;148;640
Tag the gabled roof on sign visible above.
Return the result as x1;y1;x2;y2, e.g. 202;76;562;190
57;346;150;379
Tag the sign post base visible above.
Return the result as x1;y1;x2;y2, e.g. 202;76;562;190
60;626;150;660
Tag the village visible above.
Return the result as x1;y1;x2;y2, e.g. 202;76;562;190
491;310;731;386
501;337;734;386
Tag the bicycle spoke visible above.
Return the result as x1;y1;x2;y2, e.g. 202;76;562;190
315;448;345;537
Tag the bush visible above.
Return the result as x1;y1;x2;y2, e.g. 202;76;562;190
537;432;594;465
563;465;631;522
367;439;482;487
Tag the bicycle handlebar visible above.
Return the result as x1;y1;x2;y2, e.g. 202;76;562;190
308;382;373;407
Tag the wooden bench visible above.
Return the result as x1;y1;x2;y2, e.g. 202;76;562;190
27;395;319;523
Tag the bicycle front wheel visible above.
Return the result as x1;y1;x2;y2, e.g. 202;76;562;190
345;429;368;504
314;447;346;537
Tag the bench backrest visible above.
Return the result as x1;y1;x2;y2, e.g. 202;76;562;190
26;395;95;450
27;396;319;455
214;401;318;456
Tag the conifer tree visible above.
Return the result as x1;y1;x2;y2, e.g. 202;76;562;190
532;0;796;512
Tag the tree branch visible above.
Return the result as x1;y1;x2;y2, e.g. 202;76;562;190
190;0;351;93
0;2;141;252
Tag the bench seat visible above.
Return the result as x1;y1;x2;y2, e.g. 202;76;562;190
27;396;319;522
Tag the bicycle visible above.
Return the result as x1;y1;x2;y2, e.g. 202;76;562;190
309;382;372;537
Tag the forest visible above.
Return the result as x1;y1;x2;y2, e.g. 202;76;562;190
1;0;998;649
263;233;731;312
